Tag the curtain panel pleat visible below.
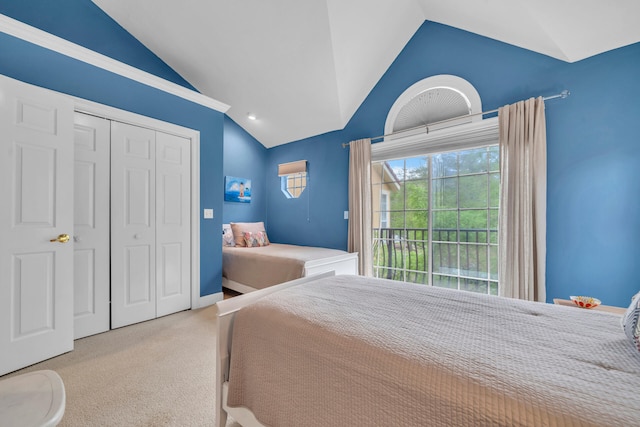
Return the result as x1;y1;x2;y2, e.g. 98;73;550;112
347;138;373;276
498;97;547;302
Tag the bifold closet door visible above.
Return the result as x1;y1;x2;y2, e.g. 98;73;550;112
111;122;192;328
111;122;157;328
73;112;110;339
156;132;191;317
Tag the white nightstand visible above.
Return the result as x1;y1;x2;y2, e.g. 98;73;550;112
553;298;626;315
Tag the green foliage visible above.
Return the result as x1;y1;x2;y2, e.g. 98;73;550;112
385;147;499;231
372;146;500;296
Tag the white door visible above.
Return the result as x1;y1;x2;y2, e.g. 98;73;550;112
156;132;191;316
0;75;74;375
111;122;156;328
73;112;110;339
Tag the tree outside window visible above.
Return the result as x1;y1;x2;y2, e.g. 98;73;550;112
372;146;499;295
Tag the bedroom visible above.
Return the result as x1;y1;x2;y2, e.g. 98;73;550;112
2;0;639;306
223;14;640;308
1;0;640;425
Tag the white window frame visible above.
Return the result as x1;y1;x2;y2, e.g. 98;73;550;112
280;172;307;199
384;74;483;138
380;191;390;228
372;147;499;295
372;75;499;295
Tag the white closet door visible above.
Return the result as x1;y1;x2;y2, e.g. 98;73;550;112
156;132;191;316
111;122;156;328
0;75;74;375
73;112;110;339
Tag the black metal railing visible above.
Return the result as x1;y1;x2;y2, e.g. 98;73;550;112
372;227;497;292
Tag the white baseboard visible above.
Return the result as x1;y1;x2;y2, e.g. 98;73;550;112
194;292;224;309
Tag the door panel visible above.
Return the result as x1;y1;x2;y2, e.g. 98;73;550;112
15;99;58;134
160;243;183;297
156;132;191;316
74;249;95;314
125;245;152;304
13;143;56;225
13;252;54;336
73;112;110;339
0;75;74;376
111;122;156;328
127;168;152;226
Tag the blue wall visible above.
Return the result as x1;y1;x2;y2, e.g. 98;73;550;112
0;3;224;297
6;1;639;306
223;116;268;224
267;130;349;248
266;21;640;307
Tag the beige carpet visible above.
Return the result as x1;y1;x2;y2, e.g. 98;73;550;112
2;305;240;427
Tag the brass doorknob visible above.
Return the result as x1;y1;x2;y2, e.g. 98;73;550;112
50;234;70;243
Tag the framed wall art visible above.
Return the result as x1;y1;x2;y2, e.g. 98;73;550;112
224;176;251;203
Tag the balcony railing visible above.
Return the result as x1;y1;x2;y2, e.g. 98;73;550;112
372;227;498;294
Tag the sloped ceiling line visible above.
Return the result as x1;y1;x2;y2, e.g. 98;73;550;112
0;13;229;113
91;0;640;148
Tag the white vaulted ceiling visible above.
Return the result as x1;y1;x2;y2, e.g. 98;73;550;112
92;0;640;148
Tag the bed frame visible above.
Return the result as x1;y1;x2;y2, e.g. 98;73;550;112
215;272;335;427
222;249;357;294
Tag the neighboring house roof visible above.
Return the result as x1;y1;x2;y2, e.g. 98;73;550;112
382;162;401;191
373;162;401;192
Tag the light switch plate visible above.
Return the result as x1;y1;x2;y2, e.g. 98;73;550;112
344;211;349;220
203;209;214;219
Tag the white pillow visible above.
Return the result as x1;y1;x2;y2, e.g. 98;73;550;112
222;227;235;246
621;291;640;352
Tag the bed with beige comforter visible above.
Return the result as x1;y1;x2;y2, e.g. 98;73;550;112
222;243;357;291
224;275;640;427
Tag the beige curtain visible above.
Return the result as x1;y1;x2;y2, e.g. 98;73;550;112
498;97;547;302
347;138;373;276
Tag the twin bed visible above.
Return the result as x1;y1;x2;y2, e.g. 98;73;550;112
215;272;640;427
223;243;358;293
222;222;358;293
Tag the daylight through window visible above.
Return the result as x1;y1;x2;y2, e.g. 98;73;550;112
372;145;499;295
278;160;307;199
281;172;307;199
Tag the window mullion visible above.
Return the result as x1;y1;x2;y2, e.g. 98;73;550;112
402;160;407;283
486;149;491;294
456;152;461;291
427;155;433;287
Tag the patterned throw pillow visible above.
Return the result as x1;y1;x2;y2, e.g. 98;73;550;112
230;222;266;247
621;291;640;352
243;231;270;247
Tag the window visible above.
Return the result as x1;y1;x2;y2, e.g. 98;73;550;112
372;146;499;295
281;172;307;198
371;74;499;295
278;160;307;199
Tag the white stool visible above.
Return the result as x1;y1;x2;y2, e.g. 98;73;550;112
0;370;65;427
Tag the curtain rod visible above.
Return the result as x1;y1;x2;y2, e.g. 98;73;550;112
342;89;570;148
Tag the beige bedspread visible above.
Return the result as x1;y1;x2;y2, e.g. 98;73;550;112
222;243;349;290
227;275;640;427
